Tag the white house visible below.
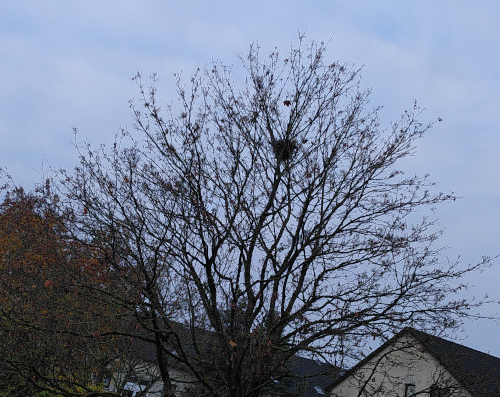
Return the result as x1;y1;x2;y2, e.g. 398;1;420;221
329;328;500;397
101;335;339;397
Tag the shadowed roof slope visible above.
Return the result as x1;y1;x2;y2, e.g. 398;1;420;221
281;355;341;397
408;328;500;397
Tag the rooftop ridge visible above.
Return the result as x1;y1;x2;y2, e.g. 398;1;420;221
405;327;500;360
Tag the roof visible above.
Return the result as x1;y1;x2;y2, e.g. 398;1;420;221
280;355;342;397
123;321;341;397
328;328;500;397
408;328;500;397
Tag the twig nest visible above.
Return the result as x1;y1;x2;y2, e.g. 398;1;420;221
272;138;297;162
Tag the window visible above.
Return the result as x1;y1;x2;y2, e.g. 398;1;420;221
405;384;415;397
103;377;111;389
102;371;113;389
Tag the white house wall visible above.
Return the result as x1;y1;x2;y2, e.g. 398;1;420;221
330;334;470;397
106;363;198;397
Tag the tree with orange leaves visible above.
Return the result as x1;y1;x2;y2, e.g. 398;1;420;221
0;185;124;397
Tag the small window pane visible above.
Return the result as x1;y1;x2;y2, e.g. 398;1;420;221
103;377;111;389
405;384;415;397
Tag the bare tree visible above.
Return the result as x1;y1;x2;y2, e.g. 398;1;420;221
55;39;491;397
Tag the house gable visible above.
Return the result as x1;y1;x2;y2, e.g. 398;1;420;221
329;328;500;397
330;332;466;397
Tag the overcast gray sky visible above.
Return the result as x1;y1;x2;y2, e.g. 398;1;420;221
1;1;499;356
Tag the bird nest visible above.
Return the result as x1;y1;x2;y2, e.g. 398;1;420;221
272;138;297;162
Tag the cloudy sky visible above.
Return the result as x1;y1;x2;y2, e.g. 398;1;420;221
1;1;499;355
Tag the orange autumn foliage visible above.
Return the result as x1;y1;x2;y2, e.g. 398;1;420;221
0;187;124;396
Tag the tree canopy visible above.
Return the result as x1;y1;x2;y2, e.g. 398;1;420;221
1;39;492;397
